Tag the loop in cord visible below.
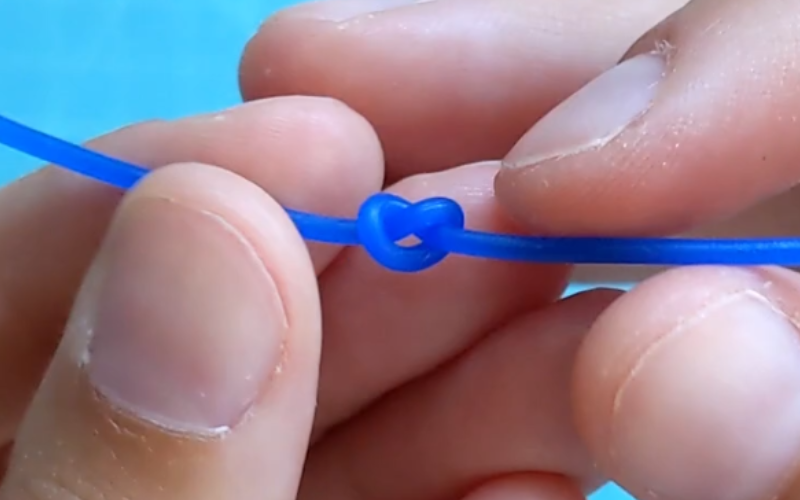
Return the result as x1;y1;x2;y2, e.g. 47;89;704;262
358;194;464;272
7;113;800;270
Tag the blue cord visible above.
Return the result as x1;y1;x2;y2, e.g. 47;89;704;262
2;113;800;272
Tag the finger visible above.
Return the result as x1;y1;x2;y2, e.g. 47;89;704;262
0;97;381;443
573;266;800;500
300;289;621;500
496;0;800;236
89;97;383;268
461;474;585;500
240;0;685;180
313;161;569;436
0;163;321;500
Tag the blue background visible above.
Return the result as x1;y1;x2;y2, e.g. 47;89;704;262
0;1;632;498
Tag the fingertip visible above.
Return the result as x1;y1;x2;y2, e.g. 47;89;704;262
573;266;800;500
495;0;800;236
123;99;386;270
0;91;382;470
1;162;321;500
493;49;672;235
182;97;385;215
239;0;678;179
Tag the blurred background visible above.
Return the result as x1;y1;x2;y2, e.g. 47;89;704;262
0;1;633;498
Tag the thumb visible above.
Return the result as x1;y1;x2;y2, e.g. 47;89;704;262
574;266;800;500
0;163;321;500
494;0;800;237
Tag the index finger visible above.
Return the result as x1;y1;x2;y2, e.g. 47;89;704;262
239;0;684;182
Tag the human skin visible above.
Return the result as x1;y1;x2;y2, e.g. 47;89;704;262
3;1;800;500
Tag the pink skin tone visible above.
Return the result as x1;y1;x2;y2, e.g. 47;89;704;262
5;1;800;500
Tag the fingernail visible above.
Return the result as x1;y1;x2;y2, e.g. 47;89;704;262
295;0;434;22
82;198;286;436
614;290;800;500
504;52;666;169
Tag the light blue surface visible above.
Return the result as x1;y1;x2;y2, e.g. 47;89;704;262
0;1;634;498
0;0;298;180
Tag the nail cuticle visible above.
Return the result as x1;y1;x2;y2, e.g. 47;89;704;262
503;51;667;171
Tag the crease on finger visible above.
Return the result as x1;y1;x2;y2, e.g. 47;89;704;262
606;287;785;464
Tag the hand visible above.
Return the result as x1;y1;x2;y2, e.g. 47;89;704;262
240;0;800;499
1;2;798;500
0;92;587;500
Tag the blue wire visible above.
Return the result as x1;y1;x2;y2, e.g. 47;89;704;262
2;113;800;273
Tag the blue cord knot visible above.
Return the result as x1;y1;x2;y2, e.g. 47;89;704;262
357;193;465;272
9;113;800;269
